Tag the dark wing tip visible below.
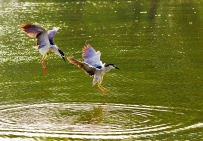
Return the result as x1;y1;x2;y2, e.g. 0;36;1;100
20;23;27;28
20;23;34;29
67;57;76;63
20;23;46;39
20;23;45;31
20;23;29;27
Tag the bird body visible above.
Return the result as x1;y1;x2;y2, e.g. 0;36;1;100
67;45;119;94
21;24;65;73
92;65;115;85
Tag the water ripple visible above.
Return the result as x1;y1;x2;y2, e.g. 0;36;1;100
0;103;202;139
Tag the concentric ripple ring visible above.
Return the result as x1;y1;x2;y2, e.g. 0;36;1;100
0;103;202;139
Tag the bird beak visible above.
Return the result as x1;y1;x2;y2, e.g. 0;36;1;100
62;55;66;62
58;49;66;62
115;66;120;70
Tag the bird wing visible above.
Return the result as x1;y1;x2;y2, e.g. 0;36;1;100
47;27;59;45
21;24;50;48
67;57;96;76
82;44;103;68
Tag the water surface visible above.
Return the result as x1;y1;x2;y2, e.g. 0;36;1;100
0;0;203;140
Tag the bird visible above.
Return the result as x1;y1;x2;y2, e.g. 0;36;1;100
20;23;66;73
67;44;119;94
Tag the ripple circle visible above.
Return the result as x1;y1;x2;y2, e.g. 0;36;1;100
0;103;202;139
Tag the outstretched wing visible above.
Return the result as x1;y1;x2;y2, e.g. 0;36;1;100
21;24;50;48
82;44;103;69
47;27;59;45
67;57;96;76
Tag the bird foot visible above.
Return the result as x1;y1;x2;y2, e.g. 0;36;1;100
42;67;47;74
41;61;47;74
102;89;109;95
98;85;109;95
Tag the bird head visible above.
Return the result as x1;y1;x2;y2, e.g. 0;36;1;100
105;64;120;70
58;49;66;62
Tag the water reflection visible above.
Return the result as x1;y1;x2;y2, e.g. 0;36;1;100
0;103;202;140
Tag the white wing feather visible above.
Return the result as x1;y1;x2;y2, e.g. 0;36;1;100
82;45;103;68
47;27;59;44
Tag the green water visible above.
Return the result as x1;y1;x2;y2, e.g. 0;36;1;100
0;0;203;140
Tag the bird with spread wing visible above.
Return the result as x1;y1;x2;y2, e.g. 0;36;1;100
21;23;66;73
67;44;119;94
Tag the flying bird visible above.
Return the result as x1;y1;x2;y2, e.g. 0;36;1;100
21;23;66;73
67;44;119;94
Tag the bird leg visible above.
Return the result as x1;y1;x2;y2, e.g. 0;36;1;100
40;60;46;74
40;54;49;74
98;84;109;94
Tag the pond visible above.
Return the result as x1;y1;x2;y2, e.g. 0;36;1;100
0;0;203;140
